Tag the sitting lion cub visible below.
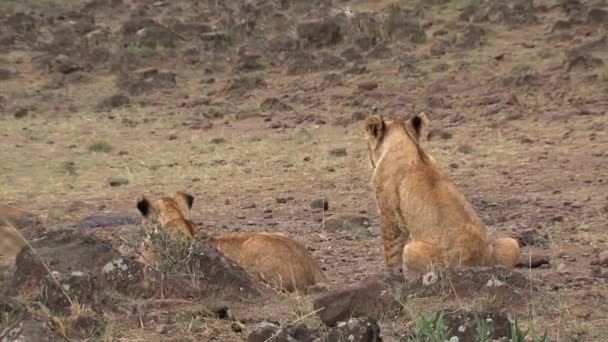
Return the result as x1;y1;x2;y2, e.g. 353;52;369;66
363;113;520;280
136;193;325;292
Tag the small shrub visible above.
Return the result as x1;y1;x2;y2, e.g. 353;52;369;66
87;141;113;153
511;317;549;342
409;311;451;342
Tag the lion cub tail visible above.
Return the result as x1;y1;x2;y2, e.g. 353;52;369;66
490;237;520;269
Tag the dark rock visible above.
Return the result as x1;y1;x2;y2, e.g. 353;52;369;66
184;117;213;130
598;250;608;266
0;68;14;80
13;230;120;311
427;129;453;141
324;213;370;234
297;18;342;48
78;213;138;228
51;54;83;74
276;194;294;204
313;273;402;326
329;148;347;157
516;253;550;268
261;97;293;112
247;322;279;342
117;68;177;96
13;107;29;119
311;198;329;211
325;317;383;342
107;177;129;187
96;94;130;111
516;229;545;246
212;304;229;319
358;81;379;91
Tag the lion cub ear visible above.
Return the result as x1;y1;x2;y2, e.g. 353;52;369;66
137;197;151;217
364;115;385;143
407;112;431;142
177;191;194;210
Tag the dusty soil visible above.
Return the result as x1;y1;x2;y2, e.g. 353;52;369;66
1;0;607;341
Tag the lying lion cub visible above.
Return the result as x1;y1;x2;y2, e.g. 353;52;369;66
136;193;325;292
363;113;520;280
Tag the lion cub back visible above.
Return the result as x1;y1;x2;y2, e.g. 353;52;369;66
210;232;324;292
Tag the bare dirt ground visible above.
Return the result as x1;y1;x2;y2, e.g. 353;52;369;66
1;0;608;341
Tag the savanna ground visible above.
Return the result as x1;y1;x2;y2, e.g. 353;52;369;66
1;0;607;340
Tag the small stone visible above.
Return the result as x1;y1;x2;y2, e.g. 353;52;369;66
311;198;329;211
457;145;473;154
556;263;569;274
329;148;347;157
276;195;294;204
427;129;453;141
155;324;168;334
210;137;226;144
168;134;178;140
516;253;550;268
107;177;129;187
14;107;28;118
357;80;379;91
270;121;283;129
231;322;244;333
598;250;608;266
212;305;229;319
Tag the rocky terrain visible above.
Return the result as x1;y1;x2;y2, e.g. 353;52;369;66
1;0;607;340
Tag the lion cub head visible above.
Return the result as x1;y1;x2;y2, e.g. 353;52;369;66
363;112;431;168
136;192;198;238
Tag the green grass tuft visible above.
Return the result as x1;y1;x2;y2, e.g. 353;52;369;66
87;141;113;153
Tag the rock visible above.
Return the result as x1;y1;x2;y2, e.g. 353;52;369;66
96;94;130;111
247;322;279;342
325;317;383;342
402;267;531;309
0;317;56;342
329;148;347;157
401;311;511;341
516;229;545;246
231;322;244;333
383;5;426;43
427;129;453;141
556;263;569;274
13;230;120;311
358;81;379;91
311;198;329;211
598;250;608;266
0;68;14;80
313;273;402;326
184;117;213;130
210;137;226;144
117;68;177;96
276;194;294;204
51;54;83;74
516;253;550;268
248;321;322;342
324;213;370;233
297;18;342;48
260;97;293;112
107;177;129;187
78;213;137;228
212;304;229;319
13;107;28;118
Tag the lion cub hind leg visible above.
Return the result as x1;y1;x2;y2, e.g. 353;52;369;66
492;237;520;269
402;241;443;281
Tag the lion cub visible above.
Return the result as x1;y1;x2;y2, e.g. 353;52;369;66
0;205;30;269
136;193;325;292
363;113;520;280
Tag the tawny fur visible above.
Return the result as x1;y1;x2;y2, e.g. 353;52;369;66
136;194;325;292
0;205;30;268
208;232;325;292
363;113;520;280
